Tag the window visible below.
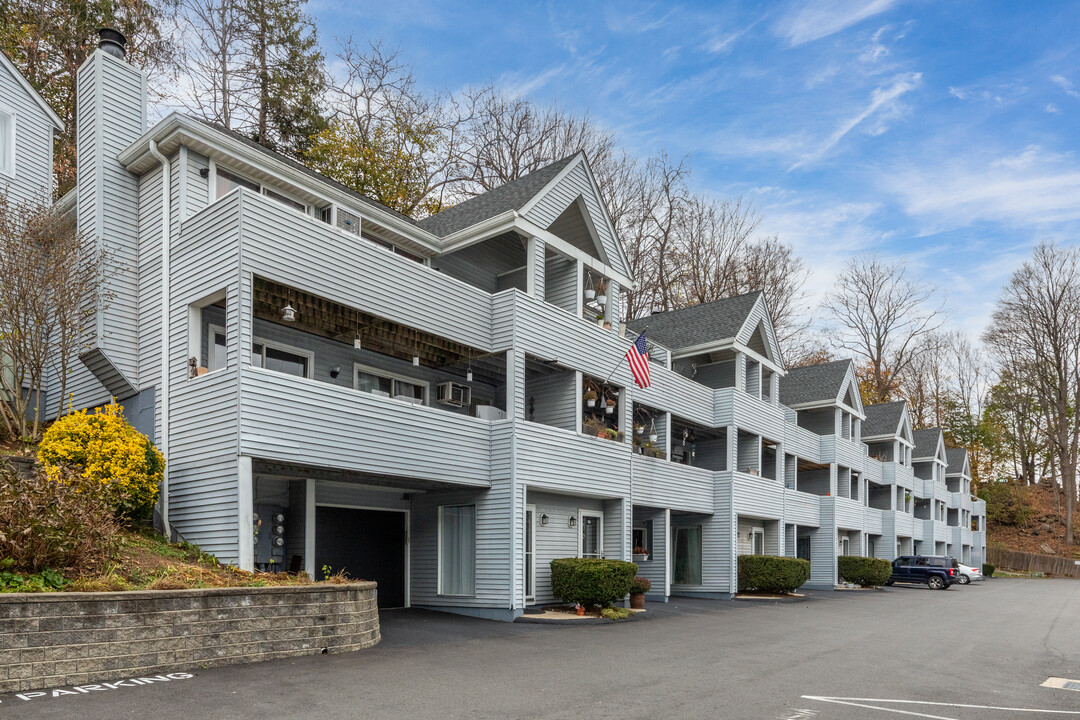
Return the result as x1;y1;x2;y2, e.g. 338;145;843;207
263;187;306;213
632;524;650;555
251;339;313;379
0;106;13;177
354;364;428;405
673;526;702;584
438;504;475;596
207;324;227;372
215;168;260;197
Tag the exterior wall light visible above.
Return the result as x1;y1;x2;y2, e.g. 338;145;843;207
330;366;341;379
568;516;577;528
539;514;548;526
281;304;296;322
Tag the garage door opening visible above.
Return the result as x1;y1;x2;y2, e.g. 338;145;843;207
315;506;408;608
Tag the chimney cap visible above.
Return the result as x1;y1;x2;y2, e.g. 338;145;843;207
98;28;127;59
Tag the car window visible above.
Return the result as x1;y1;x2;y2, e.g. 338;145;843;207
915;557;930;566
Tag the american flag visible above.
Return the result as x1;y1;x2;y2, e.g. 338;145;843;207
625;331;651;389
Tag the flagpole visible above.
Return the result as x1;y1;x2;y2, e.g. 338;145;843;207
606;325;647;385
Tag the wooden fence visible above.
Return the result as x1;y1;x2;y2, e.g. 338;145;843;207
987;547;1080;578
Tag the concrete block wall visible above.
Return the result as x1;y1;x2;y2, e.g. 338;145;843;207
0;582;379;693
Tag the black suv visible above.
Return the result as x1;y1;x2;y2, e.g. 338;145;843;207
885;555;959;590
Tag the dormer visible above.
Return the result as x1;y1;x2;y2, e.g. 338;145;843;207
862;400;914;465
945;447;971;494
778;359;864;437
423;152;633;331
912;428;948;483
626;291;785;402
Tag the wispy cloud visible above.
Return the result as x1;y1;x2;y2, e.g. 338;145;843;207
776;0;901;47
603;2;676;34
702;17;763;55
1051;74;1080;99
789;72;922;169
882;145;1080;229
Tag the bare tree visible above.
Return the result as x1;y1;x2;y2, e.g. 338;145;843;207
175;0;249;129
822;255;945;405
984;242;1080;544
735;234;811;361
0;190;108;447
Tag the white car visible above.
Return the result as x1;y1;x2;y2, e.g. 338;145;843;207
956;562;984;584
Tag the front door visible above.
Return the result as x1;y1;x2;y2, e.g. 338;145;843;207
751;527;765;555
315;506;407;608
580;511;603;559
796;536;811;561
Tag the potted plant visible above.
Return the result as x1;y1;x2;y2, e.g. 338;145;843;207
584;274;596;302
596;279;608;306
633;546;650;563
634;424;644;436
583;389;597;408
605;395;617;415
629;576;651;609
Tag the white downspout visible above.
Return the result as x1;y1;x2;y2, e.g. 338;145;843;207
149;140;171;539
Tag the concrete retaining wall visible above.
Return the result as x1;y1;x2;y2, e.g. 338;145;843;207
0;582;379;693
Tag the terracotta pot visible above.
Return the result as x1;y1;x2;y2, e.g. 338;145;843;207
629;593;645;609
576;605;585;616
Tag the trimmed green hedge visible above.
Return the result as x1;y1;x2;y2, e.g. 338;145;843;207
550;558;637;607
982;563;995;577
838;555;892;587
738;555;810;593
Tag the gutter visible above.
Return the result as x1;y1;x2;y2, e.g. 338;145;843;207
148;140;171;539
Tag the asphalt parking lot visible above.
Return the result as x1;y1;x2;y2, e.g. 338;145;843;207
4;578;1080;719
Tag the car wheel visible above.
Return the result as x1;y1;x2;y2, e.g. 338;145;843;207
958;575;970;585
927;575;945;590
884;581;893;586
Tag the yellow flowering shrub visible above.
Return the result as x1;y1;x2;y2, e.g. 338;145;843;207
38;403;164;520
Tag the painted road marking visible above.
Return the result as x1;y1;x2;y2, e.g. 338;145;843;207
803;696;1080;719
1043;678;1080;692
1;673;195;704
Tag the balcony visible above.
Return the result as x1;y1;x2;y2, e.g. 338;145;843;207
238;367;493;487
632;454;713;513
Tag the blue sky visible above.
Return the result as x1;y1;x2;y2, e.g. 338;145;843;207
311;0;1080;335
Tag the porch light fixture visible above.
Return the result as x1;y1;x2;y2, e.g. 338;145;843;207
466;352;473;383
353;310;362;350
281;303;296;322
412;334;420;366
330;366;341;379
540;514;549;526
568;515;577;528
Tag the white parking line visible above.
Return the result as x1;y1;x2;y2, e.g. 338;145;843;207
802;696;1080;719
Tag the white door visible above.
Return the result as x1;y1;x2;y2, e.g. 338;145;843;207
840;536;849;556
579;511;603;559
751;527;765;555
525;506;535;602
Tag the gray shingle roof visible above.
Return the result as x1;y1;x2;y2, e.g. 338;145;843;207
913;428;943;459
624;292;761;351
190;117;420;227
946;448;968;475
418;154;579;237
778;359;853;407
862;401;906;438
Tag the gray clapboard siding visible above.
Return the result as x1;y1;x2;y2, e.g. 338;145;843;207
76;51;145;383
527;373;578;430
784;490;821;526
515;421;631;497
733;473;786;519
808;501;837;587
237;191;493;351
526;490;605;604
631;457;713;513
0;58;54;204
239;369;492;486
544;255;578;313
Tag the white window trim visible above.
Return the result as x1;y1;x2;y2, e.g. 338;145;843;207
437;504;476;597
632;525;649;554
212;163;310;215
0;103;15;178
353;362;429;405
252;335;315;379
525;504;536;603
577;510;604;559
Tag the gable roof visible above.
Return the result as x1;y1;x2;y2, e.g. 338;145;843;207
418;154;579;237
946;448;969;476
779;359;855;408
625;291;762;352
862;401;907;438
913;428;944;460
0;51;64;131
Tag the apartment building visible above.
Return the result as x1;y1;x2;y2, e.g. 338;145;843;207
1;36;986;620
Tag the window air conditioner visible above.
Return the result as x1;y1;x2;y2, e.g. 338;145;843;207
437;381;471;407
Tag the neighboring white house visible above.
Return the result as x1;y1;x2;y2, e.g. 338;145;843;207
3;36;986;620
